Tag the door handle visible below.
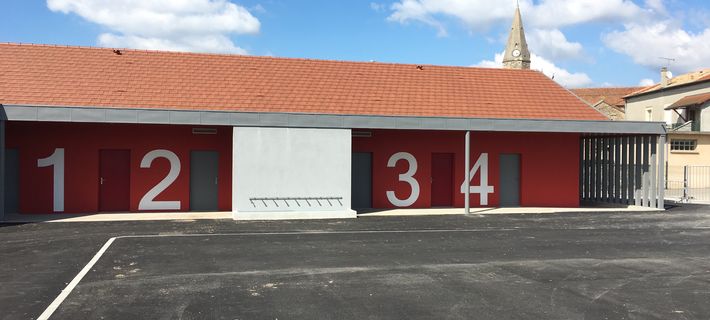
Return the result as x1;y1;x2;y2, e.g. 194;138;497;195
215;177;218;185
100;177;105;185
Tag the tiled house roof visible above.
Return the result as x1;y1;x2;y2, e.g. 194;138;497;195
571;87;645;109
0;43;607;121
626;69;710;98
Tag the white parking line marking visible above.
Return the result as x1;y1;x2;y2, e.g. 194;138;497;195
119;228;519;239
37;237;117;320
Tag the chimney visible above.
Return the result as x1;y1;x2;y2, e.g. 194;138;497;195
661;67;670;87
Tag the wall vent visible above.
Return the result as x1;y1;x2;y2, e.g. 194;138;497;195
352;131;372;138
192;128;218;135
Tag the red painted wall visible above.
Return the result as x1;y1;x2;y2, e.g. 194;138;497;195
7;122;232;214
352;130;580;208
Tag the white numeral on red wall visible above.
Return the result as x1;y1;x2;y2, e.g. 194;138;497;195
138;149;181;211
386;152;420;207
386;152;495;207
37;148;65;212
460;153;494;206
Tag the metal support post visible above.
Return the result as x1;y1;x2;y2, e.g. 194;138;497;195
0;120;4;221
596;137;603;201
464;131;470;214
585;138;594;200
621;136;628;204
609;137;614;202
601;137;608;202
634;136;643;206
683;166;689;203
649;135;657;208
657;134;666;209
579;138;585;201
614;136;621;202
642;136;650;207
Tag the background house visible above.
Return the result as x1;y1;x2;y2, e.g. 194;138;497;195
572;87;644;120
624;68;710;200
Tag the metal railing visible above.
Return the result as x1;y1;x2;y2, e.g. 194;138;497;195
666;166;710;203
669;121;700;132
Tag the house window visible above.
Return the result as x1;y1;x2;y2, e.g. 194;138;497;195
670;139;697;151
645;108;653;121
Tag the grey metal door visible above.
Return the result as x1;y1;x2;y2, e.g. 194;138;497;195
190;151;219;211
351;152;372;209
499;154;520;207
5;149;19;214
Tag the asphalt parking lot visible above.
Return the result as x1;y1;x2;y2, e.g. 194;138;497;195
2;204;710;320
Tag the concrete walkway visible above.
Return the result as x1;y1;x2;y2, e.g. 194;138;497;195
3;211;233;223
1;204;662;223
357;205;661;217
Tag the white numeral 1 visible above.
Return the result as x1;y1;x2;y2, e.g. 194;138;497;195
37;148;65;212
139;150;181;211
386;152;420;207
460;153;494;206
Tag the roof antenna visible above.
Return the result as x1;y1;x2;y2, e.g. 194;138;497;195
659;57;675;69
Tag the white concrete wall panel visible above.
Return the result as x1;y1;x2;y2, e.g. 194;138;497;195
232;127;355;220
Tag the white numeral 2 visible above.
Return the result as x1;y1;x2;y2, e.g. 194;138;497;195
37;148;65;212
460;153;494;206
139;150;181;210
386;152;420;207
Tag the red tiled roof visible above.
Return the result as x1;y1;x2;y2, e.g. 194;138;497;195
571;87;643;108
0;43;607;121
665;92;710;110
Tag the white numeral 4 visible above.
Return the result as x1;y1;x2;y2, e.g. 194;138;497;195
460;153;494;206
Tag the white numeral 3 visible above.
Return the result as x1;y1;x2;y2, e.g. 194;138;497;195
386;152;420;207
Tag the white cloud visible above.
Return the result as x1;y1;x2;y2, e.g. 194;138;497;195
387;0;646;33
98;34;248;55
638;78;656;86
388;0;513;32
528;29;584;60
47;0;260;54
603;21;710;73
387;0;710;80
644;0;667;15
387;0;451;36
370;2;386;13
477;52;593;88
386;0;652;64
525;0;646;29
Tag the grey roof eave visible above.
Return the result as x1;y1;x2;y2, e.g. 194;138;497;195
0;104;666;135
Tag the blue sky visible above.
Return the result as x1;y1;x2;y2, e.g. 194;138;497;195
1;0;708;88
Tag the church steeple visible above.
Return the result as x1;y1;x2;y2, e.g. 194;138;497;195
502;5;531;70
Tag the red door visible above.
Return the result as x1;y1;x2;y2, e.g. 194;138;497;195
431;153;453;207
99;150;131;212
